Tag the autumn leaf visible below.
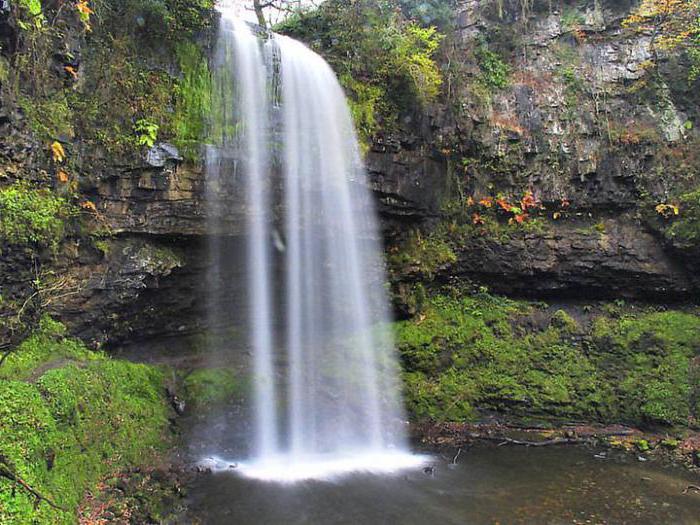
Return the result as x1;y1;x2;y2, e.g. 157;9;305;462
76;1;93;17
472;213;485;225
76;1;94;31
51;141;66;163
479;197;493;208
57;170;69;183
520;191;537;211
514;213;528;224
655;203;680;218
553;211;562;220
466;196;475;206
64;65;78;80
80;200;98;213
496;199;512;212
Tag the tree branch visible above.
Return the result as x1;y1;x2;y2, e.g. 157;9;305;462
0;461;67;512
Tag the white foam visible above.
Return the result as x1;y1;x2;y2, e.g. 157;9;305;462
202;452;428;483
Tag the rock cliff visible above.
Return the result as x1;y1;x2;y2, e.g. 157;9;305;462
1;0;698;351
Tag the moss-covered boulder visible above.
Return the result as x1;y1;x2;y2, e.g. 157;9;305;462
396;290;700;427
0;318;171;524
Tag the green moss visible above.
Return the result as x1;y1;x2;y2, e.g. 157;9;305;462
389;214;551;279
18;94;73;140
550;309;579;334
0;316;100;381
389;230;457;277
0;321;169;524
340;74;384;152
396;293;700;426
182;367;244;408
0;181;73;251
172;41;212;161
591;311;700;424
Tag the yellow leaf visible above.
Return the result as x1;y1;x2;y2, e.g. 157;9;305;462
553;212;561;220
51;142;65;163
57;170;69;183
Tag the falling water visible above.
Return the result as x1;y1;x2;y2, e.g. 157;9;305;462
207;9;422;481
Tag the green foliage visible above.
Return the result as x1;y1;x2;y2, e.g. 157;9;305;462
163;0;216;36
279;0;444;141
134;119;159;148
99;0;215;42
476;43;510;90
0;181;73;251
591;311;700;424
68;36;175;153
662;187;700;248
0;320;169;524
387;22;444;104
17;0;44;30
550;309;579;333
56;1;215;157
396;292;700;426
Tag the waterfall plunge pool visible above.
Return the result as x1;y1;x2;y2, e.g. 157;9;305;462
199;451;428;482
185;445;700;524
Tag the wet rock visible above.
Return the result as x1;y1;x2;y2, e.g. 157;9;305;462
146;142;183;168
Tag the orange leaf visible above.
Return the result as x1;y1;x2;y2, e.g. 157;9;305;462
80;200;98;213
520;191;536;211
51;141;66;163
57;169;69;183
472;213;485;225
496;199;512;212
64;65;78;79
466;196;475;207
479;197;493;208
514;213;528;224
76;0;93;16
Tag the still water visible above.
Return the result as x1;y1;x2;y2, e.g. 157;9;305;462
186;445;700;524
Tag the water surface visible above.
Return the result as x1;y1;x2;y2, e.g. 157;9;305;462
186;445;700;524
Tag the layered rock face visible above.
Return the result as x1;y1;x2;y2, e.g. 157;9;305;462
369;0;699;300
1;0;698;352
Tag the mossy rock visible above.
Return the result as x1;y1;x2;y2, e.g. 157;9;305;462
396;292;700;427
182;367;245;409
0;319;170;524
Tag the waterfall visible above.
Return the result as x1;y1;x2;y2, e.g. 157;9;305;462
206;9;422;481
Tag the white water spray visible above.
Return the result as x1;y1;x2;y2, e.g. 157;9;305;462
207;9;423;481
